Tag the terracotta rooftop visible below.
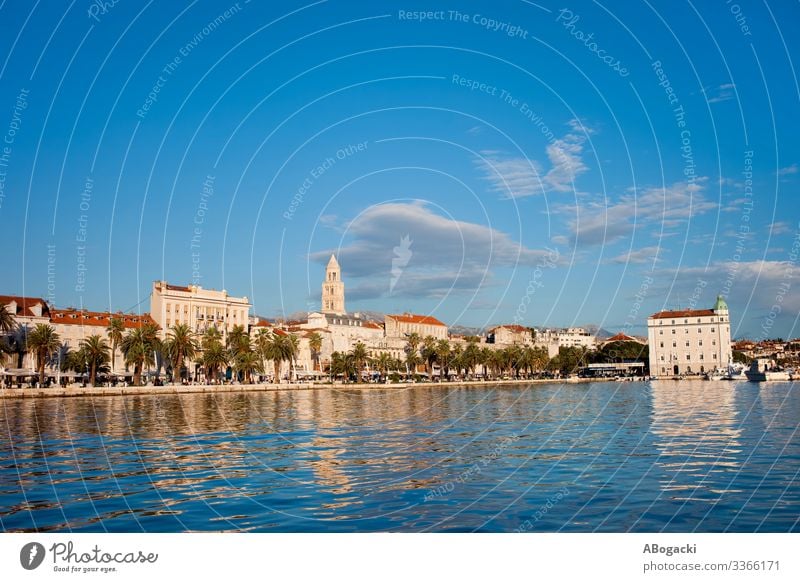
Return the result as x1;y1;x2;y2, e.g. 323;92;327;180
387;313;447;326
604;332;640;343
491;324;529;333
650;309;715;319
50;309;158;329
362;321;383;329
0;295;49;318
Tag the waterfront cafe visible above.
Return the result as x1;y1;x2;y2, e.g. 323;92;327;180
580;362;645;378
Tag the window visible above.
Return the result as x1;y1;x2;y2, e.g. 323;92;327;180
697;318;701;323
711;327;715;332
685;341;690;347
700;354;704;360
712;340;716;346
660;342;664;348
672;329;676;334
673;341;677;347
699;340;703;346
660;355;665;361
661;367;666;373
659;330;663;335
713;354;717;359
686;355;691;360
698;328;702;333
684;319;688;324
671;320;675;324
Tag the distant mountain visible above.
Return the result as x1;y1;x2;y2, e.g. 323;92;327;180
583;324;614;339
449;324;484;337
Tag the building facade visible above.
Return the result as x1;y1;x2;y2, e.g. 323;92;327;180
384;313;448;340
647;296;732;377
150;281;251;339
487;324;533;346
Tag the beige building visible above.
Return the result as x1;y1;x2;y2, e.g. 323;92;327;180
487;324;533;346
385;313;448;340
533;327;597;357
150;281;251;339
647;295;732;377
0;294;52;371
321;254;345;315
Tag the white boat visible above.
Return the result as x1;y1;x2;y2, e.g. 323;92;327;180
705;369;726;381
744;358;791;382
723;362;748;381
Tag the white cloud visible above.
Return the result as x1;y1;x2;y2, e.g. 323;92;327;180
705;83;736;104
474;120;590;198
769;221;792;235
778;164;798;176
310;201;556;300
607;246;663;265
559;179;716;247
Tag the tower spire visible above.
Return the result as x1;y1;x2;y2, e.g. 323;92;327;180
322;254;345;314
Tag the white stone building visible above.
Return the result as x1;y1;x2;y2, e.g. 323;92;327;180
647;296;732;377
384;313;448;340
150;281;251;339
487;324;533;346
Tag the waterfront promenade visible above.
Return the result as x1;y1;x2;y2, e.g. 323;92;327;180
0;377;604;399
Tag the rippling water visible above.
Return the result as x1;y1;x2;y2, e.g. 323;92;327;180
1;381;798;532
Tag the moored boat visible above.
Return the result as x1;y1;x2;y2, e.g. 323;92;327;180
744;358;790;382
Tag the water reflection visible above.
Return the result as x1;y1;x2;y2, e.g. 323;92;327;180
1;382;798;532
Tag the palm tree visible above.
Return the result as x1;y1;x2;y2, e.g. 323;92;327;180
120;324;160;385
373;352;393;382
0;303;15;333
286;334;299;381
330;351;356;383
405;349;421;380
350;342;369;383
435;339;451;380
106;316;125;374
263;332;296;383
164;323;198;381
80;335;110;386
233;346;261;384
308;332;323;371
254;328;272;379
421;336;438;379
26;324;60;385
227;325;250;357
199;341;228;383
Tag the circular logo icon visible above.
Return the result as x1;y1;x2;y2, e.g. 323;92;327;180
20;542;46;570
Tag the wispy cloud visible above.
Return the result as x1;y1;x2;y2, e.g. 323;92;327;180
474;120;591;198
607;246;663;264
778;163;798;176
310;201;556;300
558;179;716;247
705;83;736;104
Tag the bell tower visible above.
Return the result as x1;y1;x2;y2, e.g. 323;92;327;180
322;254;346;314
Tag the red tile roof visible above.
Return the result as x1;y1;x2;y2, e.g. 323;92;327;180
650;309;715;319
491;324;529;333
0;295;50;318
362;321;383;329
605;332;638;342
387;313;447;327
50;309;157;329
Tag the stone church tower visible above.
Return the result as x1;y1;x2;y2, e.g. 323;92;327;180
322;254;346;314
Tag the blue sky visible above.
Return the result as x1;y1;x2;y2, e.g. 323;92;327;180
1;1;798;338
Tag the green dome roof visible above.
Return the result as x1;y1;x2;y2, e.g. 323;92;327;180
713;295;728;311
